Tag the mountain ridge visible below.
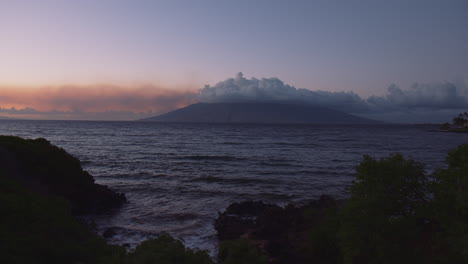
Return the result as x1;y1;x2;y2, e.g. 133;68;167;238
142;102;379;124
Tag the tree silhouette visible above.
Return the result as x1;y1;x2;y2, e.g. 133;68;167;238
340;154;429;264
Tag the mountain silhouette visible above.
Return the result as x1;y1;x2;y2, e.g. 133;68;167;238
143;102;379;124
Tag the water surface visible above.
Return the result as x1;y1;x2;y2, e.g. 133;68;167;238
1;120;466;253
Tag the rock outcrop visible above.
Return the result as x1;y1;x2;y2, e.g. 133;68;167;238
215;195;342;264
0;135;126;214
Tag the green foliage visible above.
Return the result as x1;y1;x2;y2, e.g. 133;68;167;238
2;135;467;263
431;144;468;261
0;172;212;264
0;173;120;264
218;239;268;264
0;135;125;214
340;154;430;264
123;234;214;264
302;205;341;264
214;146;467;263
215;148;467;264
0;135;94;187
0;135;213;264
351;154;428;217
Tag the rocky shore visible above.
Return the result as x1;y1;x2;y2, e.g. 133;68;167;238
213;146;468;264
0;136;212;264
1;135;466;263
215;196;343;264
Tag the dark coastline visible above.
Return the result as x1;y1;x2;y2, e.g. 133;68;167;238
433;129;468;133
1;135;466;263
0;136;126;215
0;136;213;263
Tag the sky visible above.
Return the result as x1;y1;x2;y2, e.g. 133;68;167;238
0;0;467;121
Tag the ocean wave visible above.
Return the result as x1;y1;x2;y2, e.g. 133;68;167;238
186;175;277;184
268;158;296;162
242;192;298;200
255;162;297;167
176;155;245;161
255;169;343;176
222;142;245;145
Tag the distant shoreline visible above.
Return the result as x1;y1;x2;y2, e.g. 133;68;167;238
433;128;468;133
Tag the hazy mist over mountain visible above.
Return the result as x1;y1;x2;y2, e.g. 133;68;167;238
192;73;468;123
2;73;466;123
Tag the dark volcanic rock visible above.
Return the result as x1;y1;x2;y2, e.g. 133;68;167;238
215;195;341;263
215;201;281;240
0;136;126;215
224;200;281;217
103;227;118;239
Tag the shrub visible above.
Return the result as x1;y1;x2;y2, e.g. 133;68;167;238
340;154;430;264
0;174;121;264
124;233;214;264
0;136;125;214
218;239;268;264
431;144;468;262
302;203;341;264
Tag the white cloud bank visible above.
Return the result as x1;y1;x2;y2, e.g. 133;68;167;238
1;73;466;123
198;73;468;123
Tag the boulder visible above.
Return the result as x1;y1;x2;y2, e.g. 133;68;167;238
215;195;341;263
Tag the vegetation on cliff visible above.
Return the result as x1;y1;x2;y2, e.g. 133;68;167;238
1;135;466;263
0;174;124;263
217;144;468;263
0;136;126;214
0;136;213;264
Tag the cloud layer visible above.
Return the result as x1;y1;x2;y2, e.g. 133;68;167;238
1;73;467;122
198;73;468;122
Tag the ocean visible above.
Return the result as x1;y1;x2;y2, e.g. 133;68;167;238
1;120;467;254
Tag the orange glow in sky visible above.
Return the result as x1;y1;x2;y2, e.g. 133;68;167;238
1;1;467;121
0;84;197;119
